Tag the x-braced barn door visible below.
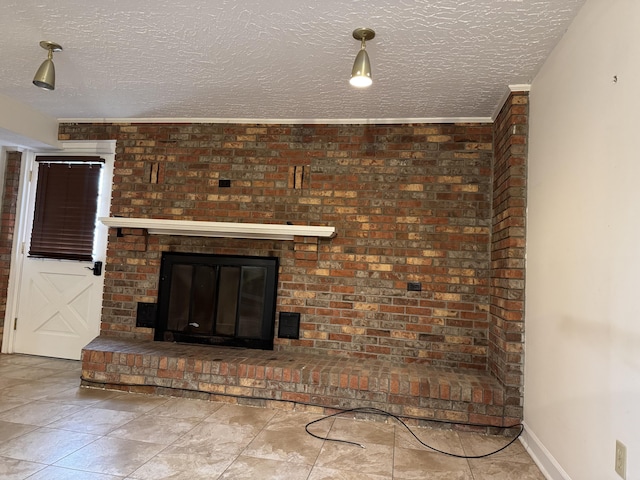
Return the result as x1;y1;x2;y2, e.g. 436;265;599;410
10;142;114;360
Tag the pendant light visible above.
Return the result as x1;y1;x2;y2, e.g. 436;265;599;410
350;28;375;88
33;41;63;91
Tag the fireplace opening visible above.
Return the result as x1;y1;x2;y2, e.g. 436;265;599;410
154;252;279;350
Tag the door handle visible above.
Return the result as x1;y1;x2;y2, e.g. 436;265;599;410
86;261;103;276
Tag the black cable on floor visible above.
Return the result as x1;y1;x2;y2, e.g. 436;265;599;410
304;406;524;459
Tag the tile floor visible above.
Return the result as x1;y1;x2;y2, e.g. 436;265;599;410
0;353;545;479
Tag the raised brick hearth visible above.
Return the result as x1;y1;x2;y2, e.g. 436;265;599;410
81;336;515;431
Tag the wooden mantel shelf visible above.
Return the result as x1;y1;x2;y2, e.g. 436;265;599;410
99;217;336;241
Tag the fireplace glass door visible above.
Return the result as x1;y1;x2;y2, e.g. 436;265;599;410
155;253;278;350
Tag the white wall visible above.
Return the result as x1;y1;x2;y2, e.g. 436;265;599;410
525;0;640;479
0;94;60;150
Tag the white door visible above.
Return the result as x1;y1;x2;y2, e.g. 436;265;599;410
9;142;114;360
13;258;105;360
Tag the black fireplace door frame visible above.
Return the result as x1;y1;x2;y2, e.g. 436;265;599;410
154;252;279;350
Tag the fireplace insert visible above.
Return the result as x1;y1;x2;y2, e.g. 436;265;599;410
154;252;279;350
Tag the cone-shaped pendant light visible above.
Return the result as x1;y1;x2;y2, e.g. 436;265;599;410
350;28;375;88
33;41;63;91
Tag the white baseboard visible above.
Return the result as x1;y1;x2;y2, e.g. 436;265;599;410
520;422;572;480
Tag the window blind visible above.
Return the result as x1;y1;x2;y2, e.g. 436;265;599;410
29;157;103;261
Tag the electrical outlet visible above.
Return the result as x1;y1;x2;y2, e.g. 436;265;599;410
615;440;627;479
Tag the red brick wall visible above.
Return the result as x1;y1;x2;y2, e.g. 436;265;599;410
490;91;528;417
58;122;494;370
0;151;22;343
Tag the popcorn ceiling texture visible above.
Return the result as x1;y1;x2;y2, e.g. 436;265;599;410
0;0;584;120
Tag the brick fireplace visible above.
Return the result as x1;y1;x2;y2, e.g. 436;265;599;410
1;92;527;427
87;124;496;368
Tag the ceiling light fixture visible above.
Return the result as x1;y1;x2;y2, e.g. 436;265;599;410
33;41;63;91
350;28;375;88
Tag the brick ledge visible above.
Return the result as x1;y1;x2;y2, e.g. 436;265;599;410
81;336;514;429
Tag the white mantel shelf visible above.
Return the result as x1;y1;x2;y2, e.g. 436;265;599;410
99;217;336;241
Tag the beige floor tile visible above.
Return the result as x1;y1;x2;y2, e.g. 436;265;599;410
204;403;277;426
308;465;392;480
393;446;473;480
38;375;85;391
0;366;64;381
38;358;82;371
41;369;83;383
315;441;394;476
92;392;170;413
0;400;84;427
218;455;313;480
328;417;396;447
0;380;75;400
0;395;32;414
0;455;47;480
170;421;260;456
264;410;335;444
0;427;99;464
243;424;325;465
42;386;119;406
0;420;38;444
468;457;547;480
128;447;235;479
266;410;333;433
0;355;54;367
48;406;139;435
108;414;200;444
27;465;125;480
458;431;530;461
395;425;465;456
0;377;29;390
0;364;28;376
146;396;223;420
54;436;166;477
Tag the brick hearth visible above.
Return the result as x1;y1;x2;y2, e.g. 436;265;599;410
81;337;515;431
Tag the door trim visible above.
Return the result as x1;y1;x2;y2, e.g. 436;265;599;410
1;140;116;354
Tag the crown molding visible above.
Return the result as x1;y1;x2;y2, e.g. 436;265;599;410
491;84;532;121
59;116;493;125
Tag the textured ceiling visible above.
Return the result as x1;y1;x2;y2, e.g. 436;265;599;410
0;0;585;122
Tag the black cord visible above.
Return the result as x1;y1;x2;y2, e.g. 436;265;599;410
304;407;524;459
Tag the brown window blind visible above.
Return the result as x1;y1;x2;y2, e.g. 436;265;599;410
29;157;104;261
